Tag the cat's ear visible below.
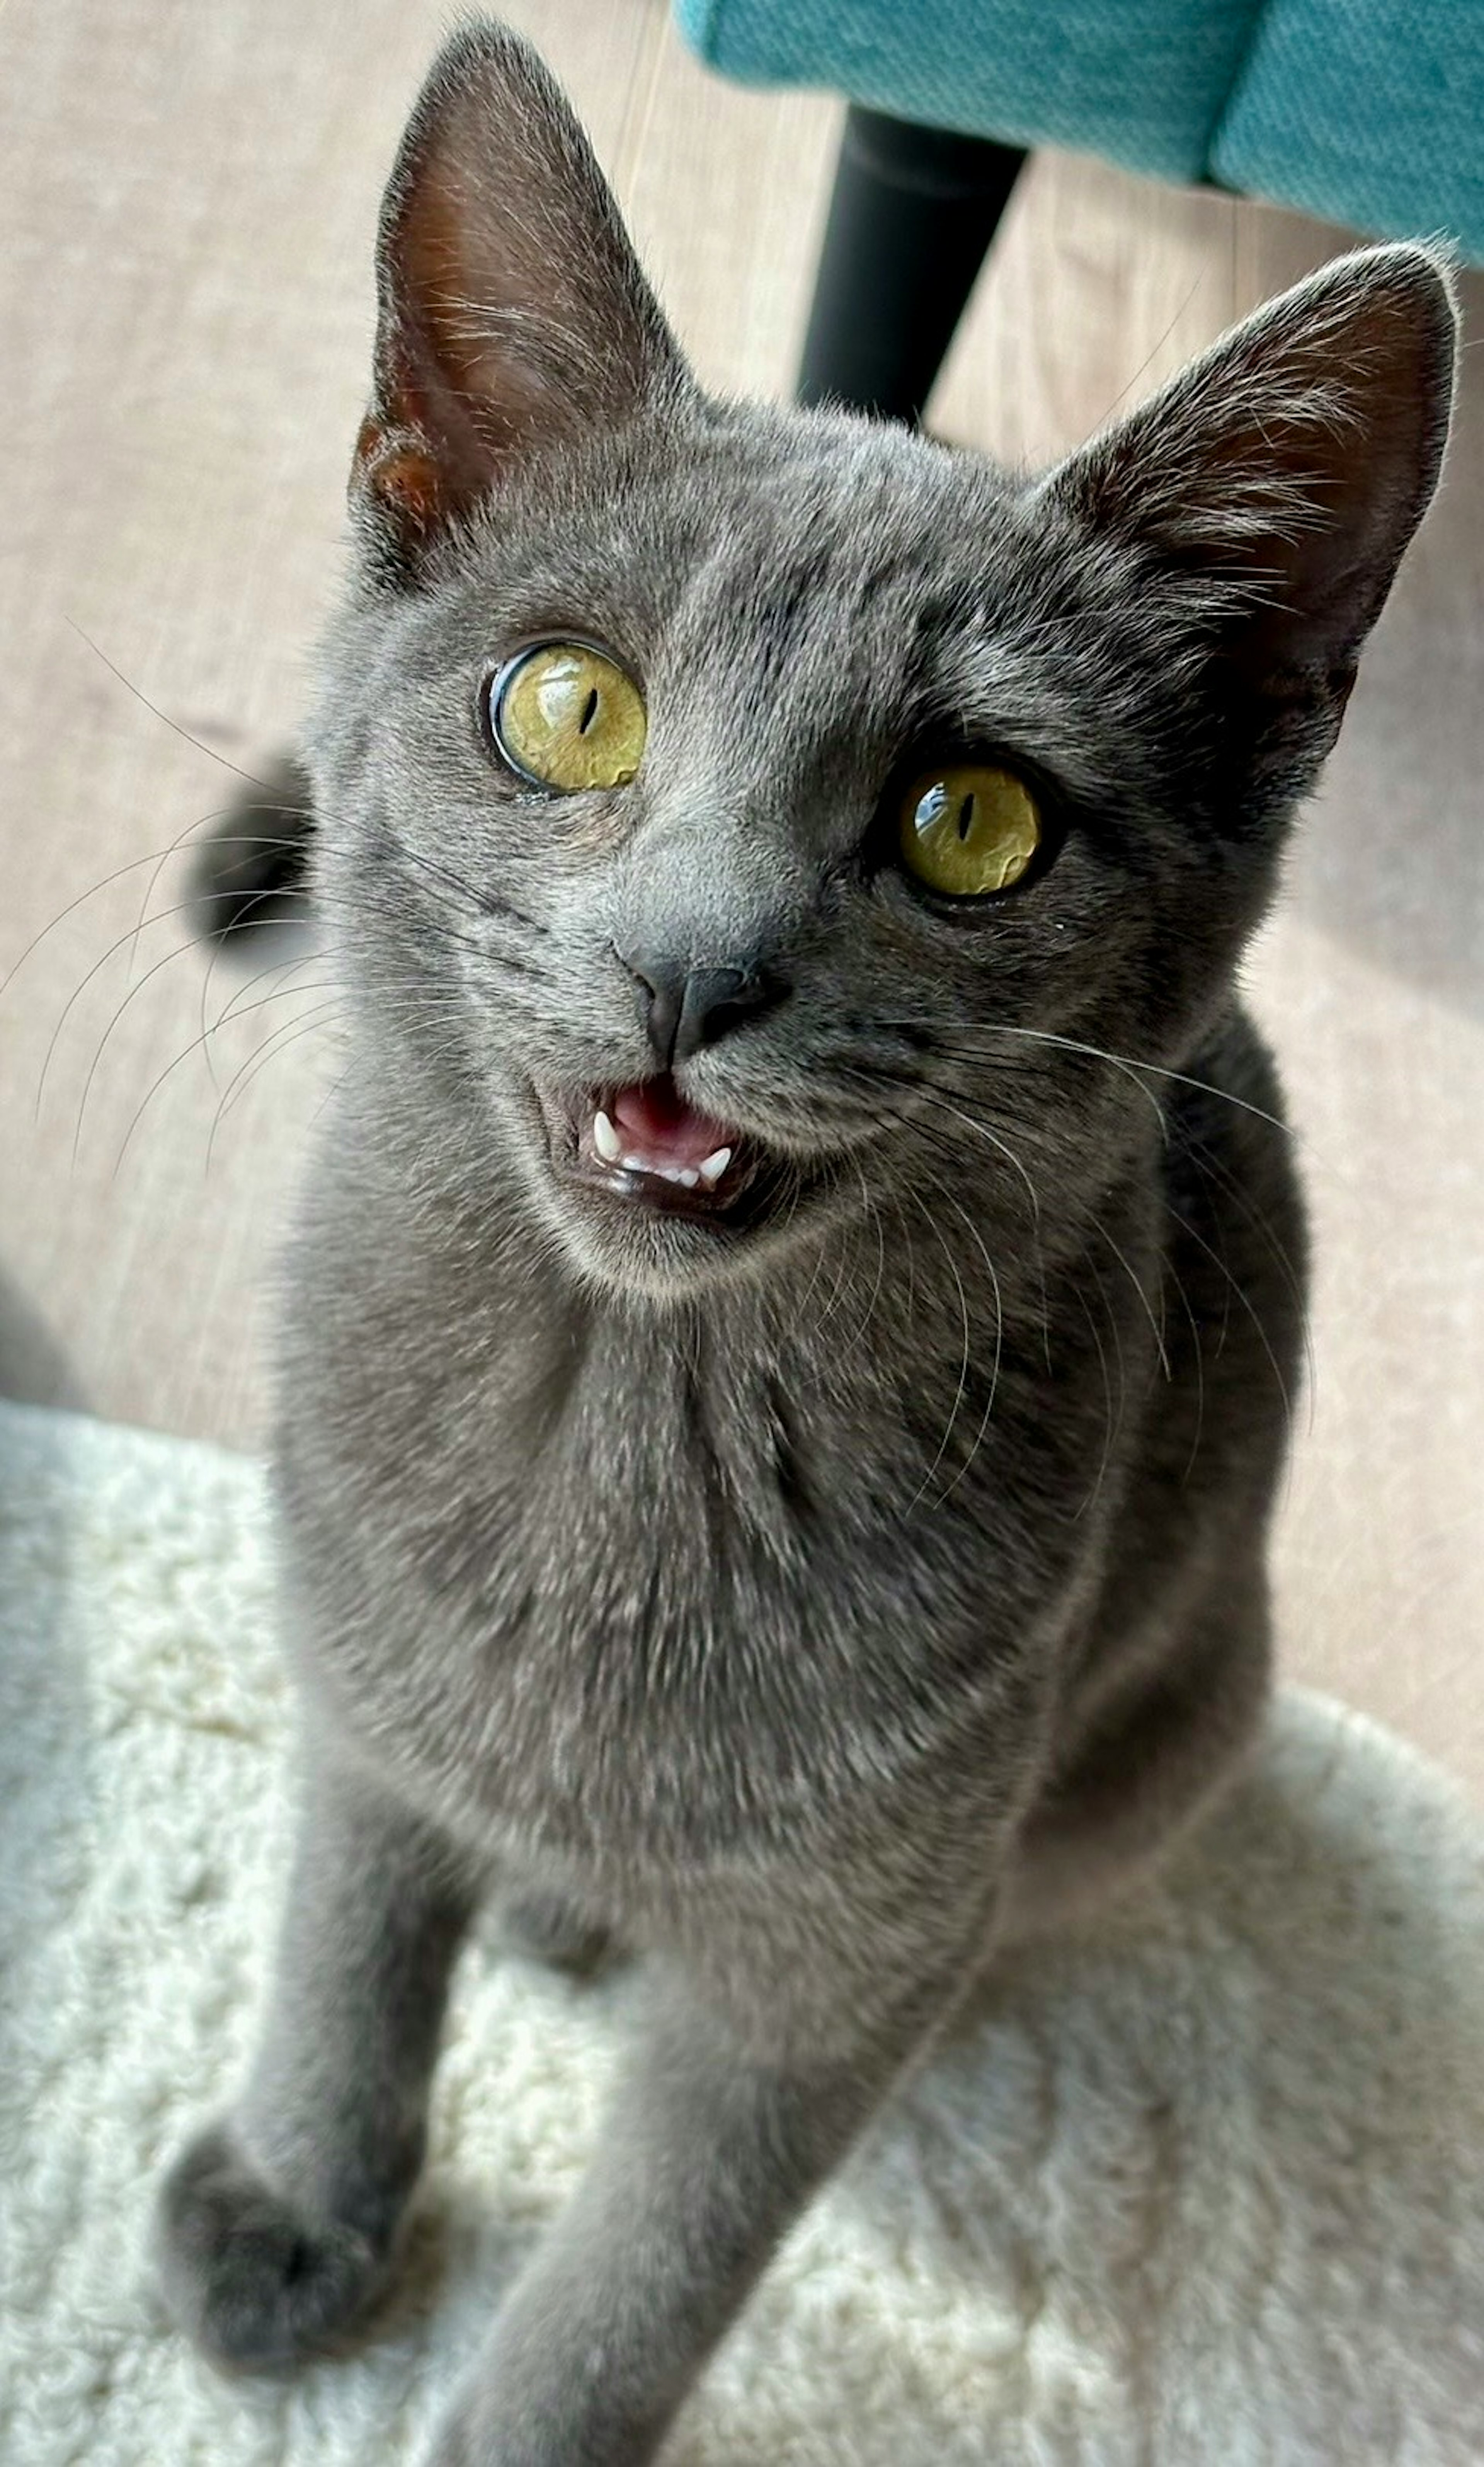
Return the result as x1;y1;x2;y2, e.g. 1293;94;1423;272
352;23;689;576
1044;246;1456;738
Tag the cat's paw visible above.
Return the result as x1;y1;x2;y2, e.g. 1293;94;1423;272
155;2121;400;2372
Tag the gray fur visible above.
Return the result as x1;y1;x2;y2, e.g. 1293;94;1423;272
155;21;1457;2464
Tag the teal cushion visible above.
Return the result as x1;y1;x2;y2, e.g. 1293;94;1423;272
674;0;1268;186
1212;2;1484;260
675;0;1484;262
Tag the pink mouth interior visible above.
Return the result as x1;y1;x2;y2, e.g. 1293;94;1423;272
610;1077;733;1170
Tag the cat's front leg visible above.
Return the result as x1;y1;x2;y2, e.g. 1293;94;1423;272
157;1739;480;2369
424;1957;968;2467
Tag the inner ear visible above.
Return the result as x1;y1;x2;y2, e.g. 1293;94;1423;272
354;24;689;574
1044;247;1457;707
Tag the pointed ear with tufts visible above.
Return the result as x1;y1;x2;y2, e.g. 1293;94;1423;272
1043;246;1457;758
352;22;690;578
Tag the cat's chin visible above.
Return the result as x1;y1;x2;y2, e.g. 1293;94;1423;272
547;1198;786;1302
520;1075;822;1300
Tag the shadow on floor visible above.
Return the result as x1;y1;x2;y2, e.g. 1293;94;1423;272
0;1266;87;1416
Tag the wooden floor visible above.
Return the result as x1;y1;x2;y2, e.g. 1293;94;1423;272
2;0;1481;1793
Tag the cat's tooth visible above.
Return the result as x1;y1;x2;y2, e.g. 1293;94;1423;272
592;1110;622;1164
697;1147;732;1187
621;1153;649;1175
668;1168;699;1189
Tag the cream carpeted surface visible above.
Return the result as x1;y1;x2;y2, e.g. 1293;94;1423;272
3;1397;1484;2465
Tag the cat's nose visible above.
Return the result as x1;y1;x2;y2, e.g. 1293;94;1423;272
618;948;784;1071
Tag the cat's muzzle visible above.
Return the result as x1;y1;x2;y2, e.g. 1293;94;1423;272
537;1073;778;1233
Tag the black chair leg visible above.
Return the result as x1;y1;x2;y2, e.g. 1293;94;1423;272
796;106;1027;425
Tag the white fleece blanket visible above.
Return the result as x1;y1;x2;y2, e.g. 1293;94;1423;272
2;1396;1482;2465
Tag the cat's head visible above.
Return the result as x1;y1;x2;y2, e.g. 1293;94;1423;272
310;20;1455;1302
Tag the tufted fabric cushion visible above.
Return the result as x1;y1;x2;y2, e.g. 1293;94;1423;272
673;0;1268;183
674;0;1484;260
1212;1;1484;259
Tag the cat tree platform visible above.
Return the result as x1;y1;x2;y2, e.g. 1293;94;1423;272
4;1396;1482;2465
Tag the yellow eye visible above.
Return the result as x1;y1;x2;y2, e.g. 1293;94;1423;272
490;641;646;791
898;763;1041;898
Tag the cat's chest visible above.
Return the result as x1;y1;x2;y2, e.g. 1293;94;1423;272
280;1288;1059;1871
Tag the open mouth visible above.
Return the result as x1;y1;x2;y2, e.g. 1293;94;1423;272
543;1075;764;1225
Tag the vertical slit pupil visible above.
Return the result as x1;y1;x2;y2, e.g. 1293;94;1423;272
956;793;976;842
579;688;600;735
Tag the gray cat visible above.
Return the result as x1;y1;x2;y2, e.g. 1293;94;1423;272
155;21;1457;2464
